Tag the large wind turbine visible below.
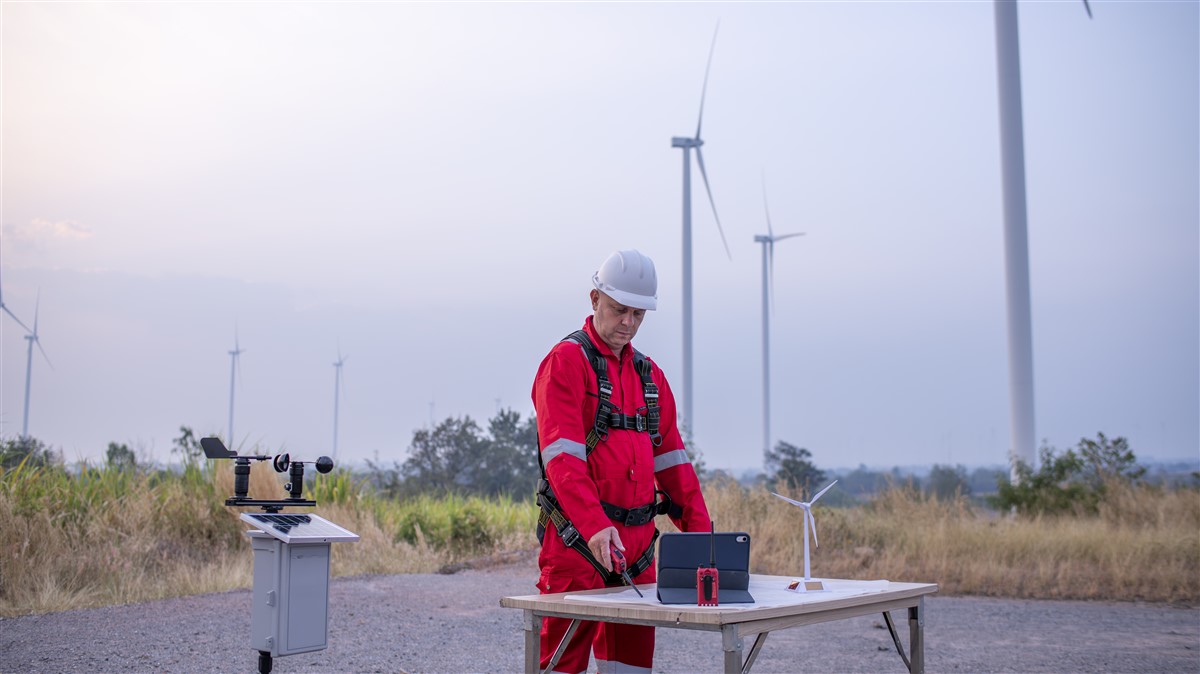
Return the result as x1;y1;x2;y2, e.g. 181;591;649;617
993;0;1091;481
227;331;244;447
671;24;731;438
332;349;347;460
21;291;52;438
753;176;804;459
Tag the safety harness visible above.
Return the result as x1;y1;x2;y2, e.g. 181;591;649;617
536;330;683;587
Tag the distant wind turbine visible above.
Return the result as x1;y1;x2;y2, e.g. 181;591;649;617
21;291;52;439
671;23;732;439
227;331;244;447
993;0;1092;481
332;349;347;460
753;175;804;460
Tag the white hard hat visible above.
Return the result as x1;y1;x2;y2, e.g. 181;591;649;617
592;249;658;311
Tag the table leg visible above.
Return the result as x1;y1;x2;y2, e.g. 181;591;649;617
543;619;580;674
741;632;769;674
522;610;541;674
908;597;925;674
721;625;744;674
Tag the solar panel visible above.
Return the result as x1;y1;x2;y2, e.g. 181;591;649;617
241;512;360;544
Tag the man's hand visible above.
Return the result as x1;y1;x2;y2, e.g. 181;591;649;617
588;526;623;573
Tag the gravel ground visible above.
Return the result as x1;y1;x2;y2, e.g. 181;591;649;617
2;558;1197;674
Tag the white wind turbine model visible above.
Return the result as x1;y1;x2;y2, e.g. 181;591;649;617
671;24;732;439
993;0;1092;481
754;175;805;460
332;349;347;460
771;479;838;589
21;291;53;439
227;331;244;448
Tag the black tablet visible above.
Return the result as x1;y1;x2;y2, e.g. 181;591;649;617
656;531;754;604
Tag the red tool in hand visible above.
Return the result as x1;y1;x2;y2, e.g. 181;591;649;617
610;545;643;597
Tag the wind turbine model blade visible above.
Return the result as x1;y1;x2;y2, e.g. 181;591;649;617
806;508;820;548
770;492;806;508
809;479;838;505
695;21;720;140
694;146;732;260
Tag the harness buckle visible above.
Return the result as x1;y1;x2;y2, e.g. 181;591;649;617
560;523;581;548
636;414;645;432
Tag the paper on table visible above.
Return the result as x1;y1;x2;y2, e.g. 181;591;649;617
564;578;891;610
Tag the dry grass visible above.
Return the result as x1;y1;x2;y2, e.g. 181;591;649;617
0;461;537;617
3;462;1196;617
698;480;1200;603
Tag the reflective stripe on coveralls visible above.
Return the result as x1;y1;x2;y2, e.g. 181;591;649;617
543;437;588;464
653;448;691;473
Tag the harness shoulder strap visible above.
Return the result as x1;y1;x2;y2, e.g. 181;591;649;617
563;330;615;456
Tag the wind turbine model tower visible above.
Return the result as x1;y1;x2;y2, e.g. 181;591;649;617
228;333;244;448
992;0;1092;482
754;175;804;458
332;350;347;460
671;24;731;440
21;292;51;439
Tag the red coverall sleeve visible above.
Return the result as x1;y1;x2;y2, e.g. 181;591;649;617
532;345;612;544
649;363;711;533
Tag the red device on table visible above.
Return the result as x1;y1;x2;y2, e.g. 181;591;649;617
696;520;719;606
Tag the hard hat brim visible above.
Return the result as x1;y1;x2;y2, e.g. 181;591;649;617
593;275;657;311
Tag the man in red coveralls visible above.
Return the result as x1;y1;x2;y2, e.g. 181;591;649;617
532;249;711;674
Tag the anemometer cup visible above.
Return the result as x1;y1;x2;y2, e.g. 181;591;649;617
273;453;291;473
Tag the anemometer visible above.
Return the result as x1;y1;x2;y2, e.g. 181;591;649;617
201;437;359;674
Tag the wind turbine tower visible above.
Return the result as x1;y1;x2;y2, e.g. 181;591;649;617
228;332;244;447
753;177;804;458
671;24;731;439
332;350;347;460
992;0;1092;481
21;292;51;439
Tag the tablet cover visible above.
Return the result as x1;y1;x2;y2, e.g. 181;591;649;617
656;532;754;604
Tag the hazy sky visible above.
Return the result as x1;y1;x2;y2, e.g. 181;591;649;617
2;1;1196;473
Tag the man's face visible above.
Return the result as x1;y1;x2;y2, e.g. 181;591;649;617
591;290;646;354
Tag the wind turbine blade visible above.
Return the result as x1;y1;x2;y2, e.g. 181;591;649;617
774;232;805;242
34;338;54;370
809;479;838;505
30;292;52;370
2;305;30;333
762;170;774;237
1082;0;1092;19
694;146;732;260
695;21;720;140
770;492;806;508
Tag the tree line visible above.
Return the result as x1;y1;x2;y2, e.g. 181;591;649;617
5;413;1193;514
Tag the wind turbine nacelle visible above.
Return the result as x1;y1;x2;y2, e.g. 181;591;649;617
671;136;702;148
